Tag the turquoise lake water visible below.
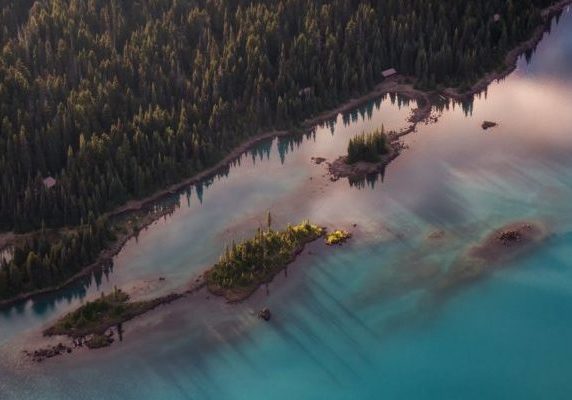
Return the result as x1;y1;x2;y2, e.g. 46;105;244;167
2;9;572;400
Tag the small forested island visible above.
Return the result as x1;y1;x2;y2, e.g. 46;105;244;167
347;129;389;164
207;217;324;302
328;128;399;181
45;288;181;349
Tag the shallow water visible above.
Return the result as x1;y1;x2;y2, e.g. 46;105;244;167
2;9;572;400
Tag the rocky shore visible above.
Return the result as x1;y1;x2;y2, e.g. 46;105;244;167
24;343;73;363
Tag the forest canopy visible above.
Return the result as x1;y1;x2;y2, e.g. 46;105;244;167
0;0;556;232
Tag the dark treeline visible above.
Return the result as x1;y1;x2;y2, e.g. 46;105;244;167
0;0;556;232
0;217;115;300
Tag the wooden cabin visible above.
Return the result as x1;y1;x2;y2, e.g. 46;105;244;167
43;176;57;189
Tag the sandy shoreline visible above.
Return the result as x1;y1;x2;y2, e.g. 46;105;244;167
1;0;570;308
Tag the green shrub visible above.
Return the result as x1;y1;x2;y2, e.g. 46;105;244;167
208;218;323;289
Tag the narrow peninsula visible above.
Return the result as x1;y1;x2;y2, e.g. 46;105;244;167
33;216;328;359
44;288;181;349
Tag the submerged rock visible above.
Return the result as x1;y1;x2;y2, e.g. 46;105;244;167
434;222;547;296
258;308;272;321
497;229;523;245
468;222;545;264
427;230;445;240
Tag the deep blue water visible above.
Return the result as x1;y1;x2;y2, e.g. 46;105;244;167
2;8;572;400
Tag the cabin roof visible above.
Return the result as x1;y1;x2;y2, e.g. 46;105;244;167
382;68;397;78
43;176;57;189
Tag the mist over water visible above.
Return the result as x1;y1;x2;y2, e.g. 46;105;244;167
2;10;572;400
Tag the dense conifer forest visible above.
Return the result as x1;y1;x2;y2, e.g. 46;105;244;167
0;216;114;300
0;0;557;233
347;128;388;164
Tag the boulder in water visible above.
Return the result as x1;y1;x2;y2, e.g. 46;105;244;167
258;308;272;321
482;121;498;130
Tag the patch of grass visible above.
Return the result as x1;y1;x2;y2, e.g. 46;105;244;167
45;288;180;338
